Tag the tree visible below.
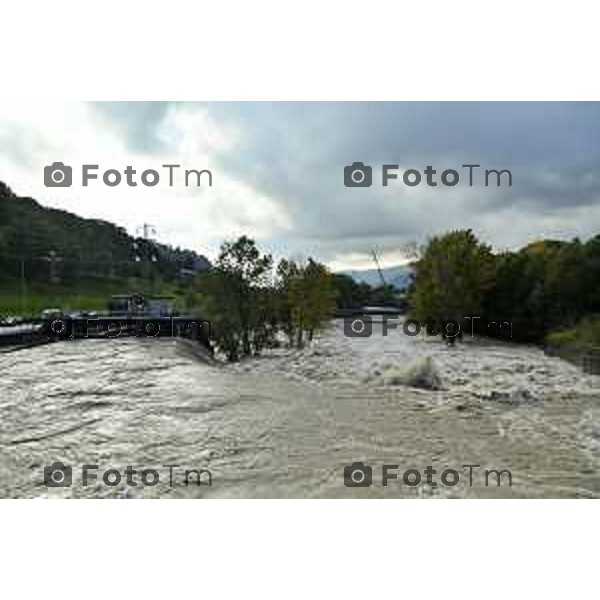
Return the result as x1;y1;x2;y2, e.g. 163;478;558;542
276;258;337;348
196;236;275;360
411;229;496;329
331;274;385;309
302;259;337;342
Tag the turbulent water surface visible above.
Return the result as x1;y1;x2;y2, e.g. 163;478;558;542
1;320;598;498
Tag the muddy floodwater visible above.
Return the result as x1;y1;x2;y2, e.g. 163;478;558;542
1;320;599;498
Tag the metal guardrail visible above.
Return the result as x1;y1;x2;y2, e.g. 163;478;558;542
0;324;42;335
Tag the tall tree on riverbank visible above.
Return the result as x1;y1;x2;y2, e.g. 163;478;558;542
197;236;275;360
484;237;598;342
277;258;337;347
410;229;495;324
196;237;336;361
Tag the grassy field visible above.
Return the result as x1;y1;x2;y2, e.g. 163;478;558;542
0;276;185;318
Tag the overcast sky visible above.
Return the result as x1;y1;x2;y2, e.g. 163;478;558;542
1;101;599;270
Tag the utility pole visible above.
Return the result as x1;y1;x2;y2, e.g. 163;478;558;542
142;223;155;241
134;224;158;294
46;250;61;284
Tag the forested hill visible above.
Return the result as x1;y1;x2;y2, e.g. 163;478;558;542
0;180;210;284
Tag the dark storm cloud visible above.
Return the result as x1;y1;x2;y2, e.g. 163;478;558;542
92;102;600;260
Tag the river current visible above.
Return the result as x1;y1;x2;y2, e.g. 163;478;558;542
1;320;598;498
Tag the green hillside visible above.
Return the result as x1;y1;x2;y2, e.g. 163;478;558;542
0;181;210;315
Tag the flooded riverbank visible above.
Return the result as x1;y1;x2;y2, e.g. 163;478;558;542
0;320;598;498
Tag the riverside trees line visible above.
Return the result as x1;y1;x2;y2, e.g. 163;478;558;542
410;228;600;347
191;236;339;362
4;175;596;358
197;229;600;362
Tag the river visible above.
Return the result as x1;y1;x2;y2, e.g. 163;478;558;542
1;319;598;498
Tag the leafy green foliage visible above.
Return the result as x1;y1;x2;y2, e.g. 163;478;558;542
411;229;600;344
194;237;274;361
277;258;337;347
330;274;401;309
0;182;210;314
195;238;337;361
411;229;495;323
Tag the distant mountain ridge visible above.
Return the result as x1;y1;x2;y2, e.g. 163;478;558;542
342;264;413;291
